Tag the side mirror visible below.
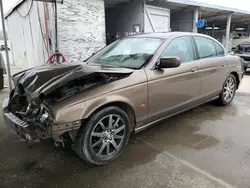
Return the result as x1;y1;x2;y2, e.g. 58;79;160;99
156;56;181;69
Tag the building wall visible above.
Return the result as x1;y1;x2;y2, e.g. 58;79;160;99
6;0;51;68
144;5;170;33
170;10;194;32
146;0;194;32
105;0;144;38
57;0;106;63
6;0;106;68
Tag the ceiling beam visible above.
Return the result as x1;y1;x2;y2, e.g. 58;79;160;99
205;11;233;20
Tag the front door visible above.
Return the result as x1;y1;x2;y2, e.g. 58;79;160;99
145;36;201;123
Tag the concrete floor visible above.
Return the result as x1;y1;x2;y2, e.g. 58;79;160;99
0;75;250;188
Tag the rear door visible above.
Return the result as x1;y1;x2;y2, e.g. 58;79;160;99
145;36;201;123
193;36;227;100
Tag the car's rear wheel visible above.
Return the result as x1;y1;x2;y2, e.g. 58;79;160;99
218;74;237;106
75;106;131;165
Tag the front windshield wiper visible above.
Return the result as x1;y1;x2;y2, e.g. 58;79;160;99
98;55;121;62
86;62;124;69
100;64;121;68
119;53;152;63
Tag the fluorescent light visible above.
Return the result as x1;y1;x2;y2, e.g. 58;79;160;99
235;28;245;31
206;27;219;30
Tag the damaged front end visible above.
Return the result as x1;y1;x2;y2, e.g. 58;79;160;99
3;63;132;146
3;98;52;144
3;83;54;144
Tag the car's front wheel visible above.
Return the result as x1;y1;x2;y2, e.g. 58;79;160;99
218;74;237;106
75;106;132;165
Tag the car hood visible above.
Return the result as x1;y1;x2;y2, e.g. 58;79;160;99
234;53;250;61
12;63;133;100
234;52;250;56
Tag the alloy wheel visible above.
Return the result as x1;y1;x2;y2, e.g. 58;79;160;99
223;77;235;102
90;114;126;156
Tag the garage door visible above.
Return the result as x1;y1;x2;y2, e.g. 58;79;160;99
144;5;170;33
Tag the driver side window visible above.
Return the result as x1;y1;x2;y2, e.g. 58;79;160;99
161;36;195;63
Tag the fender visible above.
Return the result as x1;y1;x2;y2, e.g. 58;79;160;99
81;94;137;119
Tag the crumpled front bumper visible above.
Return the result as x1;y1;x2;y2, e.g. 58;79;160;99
2;98;37;144
3;98;82;146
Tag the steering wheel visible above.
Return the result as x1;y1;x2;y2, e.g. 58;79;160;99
46;52;66;64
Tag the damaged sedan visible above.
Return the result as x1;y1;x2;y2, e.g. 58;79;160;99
3;32;244;165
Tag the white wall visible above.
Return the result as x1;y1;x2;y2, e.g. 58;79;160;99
146;0;194;32
57;0;106;63
6;0;106;68
6;0;52;68
144;5;170;33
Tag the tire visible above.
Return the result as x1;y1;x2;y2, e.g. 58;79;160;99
244;67;247;72
218;74;237;106
75;106;132;165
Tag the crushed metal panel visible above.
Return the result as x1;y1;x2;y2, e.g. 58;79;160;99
57;0;106;63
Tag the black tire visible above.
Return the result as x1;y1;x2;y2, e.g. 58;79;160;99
75;106;132;165
244;67;247;72
218;74;237;106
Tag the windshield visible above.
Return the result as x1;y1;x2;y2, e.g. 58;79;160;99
235;44;250;53
241;33;248;37
86;37;163;69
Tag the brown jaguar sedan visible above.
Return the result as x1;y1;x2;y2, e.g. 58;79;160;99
3;32;244;165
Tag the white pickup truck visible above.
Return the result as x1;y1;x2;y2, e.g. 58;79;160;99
234;42;250;72
231;32;250;51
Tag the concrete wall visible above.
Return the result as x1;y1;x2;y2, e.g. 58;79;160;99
105;0;144;38
57;0;106;63
170;10;194;32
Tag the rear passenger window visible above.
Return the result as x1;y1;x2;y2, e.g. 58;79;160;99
161;36;194;63
214;42;225;56
194;37;217;59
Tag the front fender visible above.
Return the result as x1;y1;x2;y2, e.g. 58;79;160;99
82;95;137;119
53;95;137;124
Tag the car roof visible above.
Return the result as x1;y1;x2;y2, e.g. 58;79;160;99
127;32;214;40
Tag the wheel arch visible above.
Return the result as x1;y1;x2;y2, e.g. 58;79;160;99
82;98;137;130
230;71;240;89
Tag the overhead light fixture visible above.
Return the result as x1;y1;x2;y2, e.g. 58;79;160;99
206;27;219;30
235;28;245;31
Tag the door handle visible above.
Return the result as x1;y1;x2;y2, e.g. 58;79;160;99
191;68;198;72
222;64;227;68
